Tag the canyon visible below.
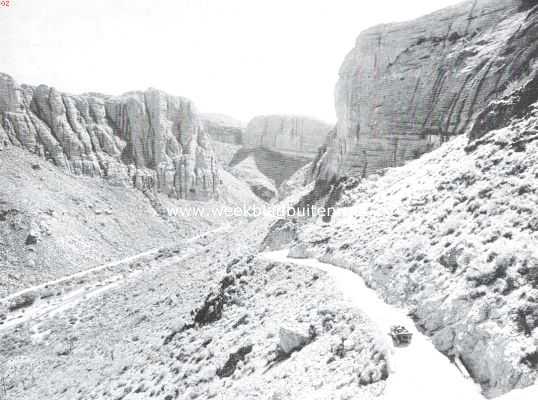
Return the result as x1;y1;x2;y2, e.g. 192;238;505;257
207;114;331;202
2;0;538;399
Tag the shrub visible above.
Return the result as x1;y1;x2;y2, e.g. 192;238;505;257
519;0;538;9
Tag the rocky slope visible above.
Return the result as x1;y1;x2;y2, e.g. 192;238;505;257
314;0;538;183
244;115;331;159
229;156;278;203
0;219;388;400
287;99;538;397
278;162;314;201
0;146;252;297
0;73;219;200
0;75;263;296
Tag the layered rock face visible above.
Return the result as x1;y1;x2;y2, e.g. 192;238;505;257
244;115;331;159
315;0;538;183
0;73;219;200
201;113;243;145
222;115;330;201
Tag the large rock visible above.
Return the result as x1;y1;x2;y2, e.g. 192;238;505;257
0;73;219;200
278;327;310;355
314;0;538;183
260;219;298;251
244;115;331;159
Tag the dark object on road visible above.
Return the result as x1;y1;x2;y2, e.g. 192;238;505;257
389;325;412;347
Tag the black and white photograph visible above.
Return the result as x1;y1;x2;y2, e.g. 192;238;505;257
1;0;538;399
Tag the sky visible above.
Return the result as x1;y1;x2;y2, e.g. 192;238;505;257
0;0;464;123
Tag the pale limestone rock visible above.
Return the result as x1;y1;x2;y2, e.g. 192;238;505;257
278;162;313;200
260;219;298;251
217;169;266;207
0;123;8;150
201;113;243;145
0;73;219;200
244;115;331;159
315;0;538;182
278;326;309;355
287;243;309;259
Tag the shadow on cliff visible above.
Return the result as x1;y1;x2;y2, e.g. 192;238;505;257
229;147;311;187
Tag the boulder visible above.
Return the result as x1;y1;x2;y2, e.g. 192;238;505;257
260;219;297;251
287;243;309;259
25;233;38;245
278;327;309;355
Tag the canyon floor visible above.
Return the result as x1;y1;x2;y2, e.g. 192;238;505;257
2;217;537;400
1;115;538;399
0;218;389;400
1;111;538;399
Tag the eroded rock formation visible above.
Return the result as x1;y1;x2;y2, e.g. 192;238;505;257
0;73;219;200
315;0;538;183
201;113;243;145
244;115;331;159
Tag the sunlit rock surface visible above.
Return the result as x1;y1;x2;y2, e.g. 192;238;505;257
315;0;538;182
0;73;219;200
201;113;243;145
244;115;331;159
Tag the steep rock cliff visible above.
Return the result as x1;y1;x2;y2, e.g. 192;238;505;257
201;113;243;145
315;0;538;183
0;73;219;200
244;115;331;159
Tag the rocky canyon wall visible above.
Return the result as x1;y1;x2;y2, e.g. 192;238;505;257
244;115;331;159
201;113;243;145
314;0;538;183
0;73;219;200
